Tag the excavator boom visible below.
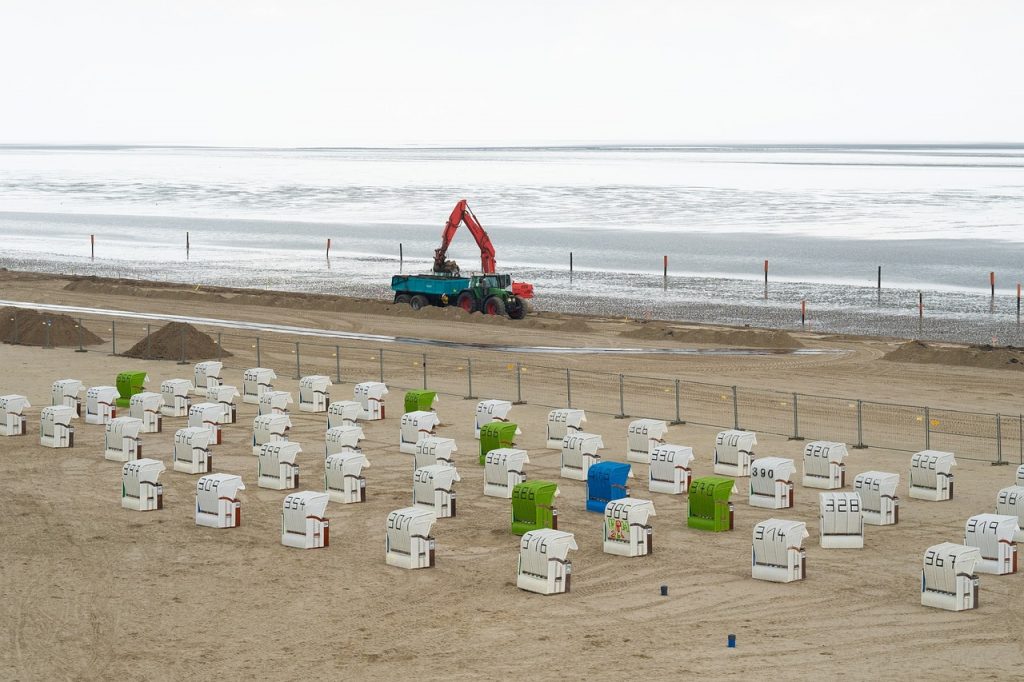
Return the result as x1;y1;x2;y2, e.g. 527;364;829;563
433;199;497;274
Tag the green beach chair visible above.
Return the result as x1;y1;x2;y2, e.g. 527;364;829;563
511;481;559;536
687;476;737;532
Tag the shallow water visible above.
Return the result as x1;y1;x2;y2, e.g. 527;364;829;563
2;144;1023;344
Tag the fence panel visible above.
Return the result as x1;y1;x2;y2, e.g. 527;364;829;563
860;401;926;453
735;387;792;437
382;349;423;393
929;408;998;463
567;370;621;416
467;358;519;404
679;380;735;429
794;394;860;445
622;374;676;423
423;355;472;400
518;363;570;409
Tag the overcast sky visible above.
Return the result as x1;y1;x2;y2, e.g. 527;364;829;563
1;0;1021;146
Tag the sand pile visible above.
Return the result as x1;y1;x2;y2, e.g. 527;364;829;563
883;340;1024;371
122;322;232;361
0;306;103;347
620;322;802;348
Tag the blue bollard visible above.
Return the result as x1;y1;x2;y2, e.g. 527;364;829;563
727;634;736;648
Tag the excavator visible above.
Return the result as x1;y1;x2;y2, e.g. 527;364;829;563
390;199;534;319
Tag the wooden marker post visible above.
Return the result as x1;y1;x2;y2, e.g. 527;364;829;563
326;238;331;259
990;271;996;298
918;291;924;332
90;234;95;260
663;255;668;290
801;300;806;328
1017;283;1021;321
399;243;403;272
570;251;574;282
877;266;882;302
763;259;769;299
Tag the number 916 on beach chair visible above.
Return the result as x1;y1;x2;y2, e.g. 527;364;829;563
517;529;577;595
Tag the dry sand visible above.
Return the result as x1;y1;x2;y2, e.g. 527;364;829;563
2;270;1024;680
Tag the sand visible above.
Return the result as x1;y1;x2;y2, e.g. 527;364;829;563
2;271;1024;680
884;340;1024;372
0;305;103;347
122;322;233;361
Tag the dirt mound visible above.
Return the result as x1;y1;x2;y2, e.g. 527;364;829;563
122;322;232;361
0;306;103;347
620;323;802;348
883;340;1024;371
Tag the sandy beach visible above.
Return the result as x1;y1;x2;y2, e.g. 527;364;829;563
2;270;1023;680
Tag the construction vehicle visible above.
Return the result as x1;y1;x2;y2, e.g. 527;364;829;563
390;200;534;319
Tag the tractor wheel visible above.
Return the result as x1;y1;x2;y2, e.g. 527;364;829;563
455;291;477;312
395;293;411;305
507;297;527;320
410;295;429;311
483;296;506;316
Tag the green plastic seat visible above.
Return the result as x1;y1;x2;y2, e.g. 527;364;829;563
115;371;149;408
687;476;736;532
511;481;559;536
404;390;437;413
479;422;518;465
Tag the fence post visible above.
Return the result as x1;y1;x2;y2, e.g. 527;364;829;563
379;350;384;383
466;358;474;399
76;318;86;352
855;400;865;448
566;368;572;408
731;385;739;429
993;414;1006;466
422;353;427;389
672;379;684;424
616;374;626;418
334;345;341;383
924;406;930;449
295;342;301;379
178;325;187;364
256;337;261;367
790;393;803;440
514;362;525;404
111;320;117;355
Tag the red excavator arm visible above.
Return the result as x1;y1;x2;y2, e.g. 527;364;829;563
433;199;497;274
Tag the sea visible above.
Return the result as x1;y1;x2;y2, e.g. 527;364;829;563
2;144;1024;344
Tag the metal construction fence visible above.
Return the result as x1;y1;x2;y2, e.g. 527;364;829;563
12;310;1023;465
